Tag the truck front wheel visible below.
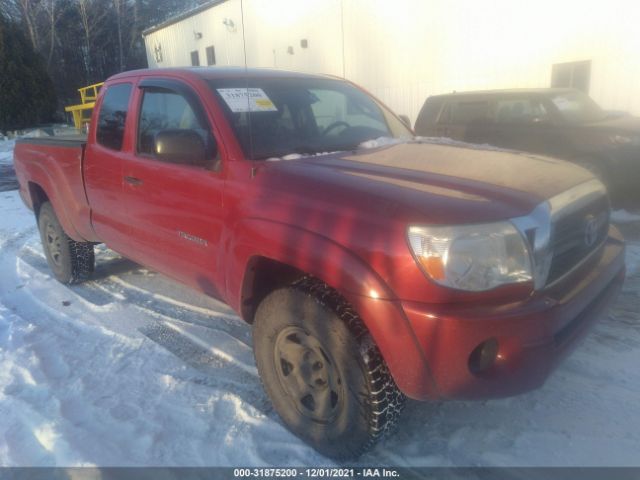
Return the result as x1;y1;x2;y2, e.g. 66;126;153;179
37;202;94;284
252;277;405;459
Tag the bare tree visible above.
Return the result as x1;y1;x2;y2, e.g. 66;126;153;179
76;0;109;79
1;0;208;106
127;0;141;67
41;0;61;67
1;0;58;66
112;0;124;72
15;0;40;50
0;0;22;21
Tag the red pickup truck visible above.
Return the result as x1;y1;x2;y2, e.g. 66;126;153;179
14;67;625;459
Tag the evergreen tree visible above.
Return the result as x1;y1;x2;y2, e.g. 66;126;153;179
0;13;56;131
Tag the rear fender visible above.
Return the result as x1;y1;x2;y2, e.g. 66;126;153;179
15;143;90;241
24;169;82;240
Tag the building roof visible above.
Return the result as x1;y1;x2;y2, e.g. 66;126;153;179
142;0;229;37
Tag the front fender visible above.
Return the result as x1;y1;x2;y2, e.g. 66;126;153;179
227;219;395;306
226;218;438;399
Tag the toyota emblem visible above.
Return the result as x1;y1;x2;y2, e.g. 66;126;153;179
584;215;599;247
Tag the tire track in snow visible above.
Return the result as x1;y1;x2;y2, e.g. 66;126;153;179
10;230;260;402
0;207;326;466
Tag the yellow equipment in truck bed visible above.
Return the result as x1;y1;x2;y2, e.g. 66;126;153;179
64;82;104;129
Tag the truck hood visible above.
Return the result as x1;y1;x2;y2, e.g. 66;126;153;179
583;114;640;134
261;142;594;225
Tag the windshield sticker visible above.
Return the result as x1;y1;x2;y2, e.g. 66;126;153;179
217;88;278;112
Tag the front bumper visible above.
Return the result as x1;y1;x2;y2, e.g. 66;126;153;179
374;227;625;401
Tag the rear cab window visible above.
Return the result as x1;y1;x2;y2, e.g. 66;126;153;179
96;83;133;151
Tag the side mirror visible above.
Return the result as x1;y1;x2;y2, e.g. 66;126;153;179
399;114;412;129
531;116;551;126
154;129;216;167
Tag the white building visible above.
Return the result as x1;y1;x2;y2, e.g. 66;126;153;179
143;0;640;123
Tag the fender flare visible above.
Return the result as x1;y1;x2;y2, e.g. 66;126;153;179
16;142;86;241
226;218;438;399
227;218;395;307
24;165;83;241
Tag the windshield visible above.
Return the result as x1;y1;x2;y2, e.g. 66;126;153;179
208;77;412;160
549;91;607;124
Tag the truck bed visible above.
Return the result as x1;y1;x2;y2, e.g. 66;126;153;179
14;131;93;242
15;132;87;148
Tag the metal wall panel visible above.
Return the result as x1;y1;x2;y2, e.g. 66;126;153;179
144;0;640;123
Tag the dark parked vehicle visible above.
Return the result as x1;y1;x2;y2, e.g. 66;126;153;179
415;88;640;206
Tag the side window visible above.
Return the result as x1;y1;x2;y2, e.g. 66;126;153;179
494;97;548;124
137;89;205;156
96;83;132;151
450;101;490;124
437;101;452;124
415;97;444;132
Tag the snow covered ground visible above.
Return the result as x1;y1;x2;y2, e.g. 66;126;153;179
0;139;17;192
0;138;639;467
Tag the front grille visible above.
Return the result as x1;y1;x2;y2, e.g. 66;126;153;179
547;194;609;284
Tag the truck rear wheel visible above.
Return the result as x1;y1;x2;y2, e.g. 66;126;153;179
37;202;94;284
252;277;405;459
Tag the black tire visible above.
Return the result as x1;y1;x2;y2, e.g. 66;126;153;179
253;277;406;459
37;202;94;284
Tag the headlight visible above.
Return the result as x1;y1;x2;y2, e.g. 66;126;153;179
407;222;533;291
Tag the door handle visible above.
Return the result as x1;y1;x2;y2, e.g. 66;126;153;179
124;176;143;186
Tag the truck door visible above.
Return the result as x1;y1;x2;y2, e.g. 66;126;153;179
84;82;135;253
120;78;227;298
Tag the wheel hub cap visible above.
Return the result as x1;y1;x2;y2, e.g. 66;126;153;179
45;223;63;266
274;326;343;423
